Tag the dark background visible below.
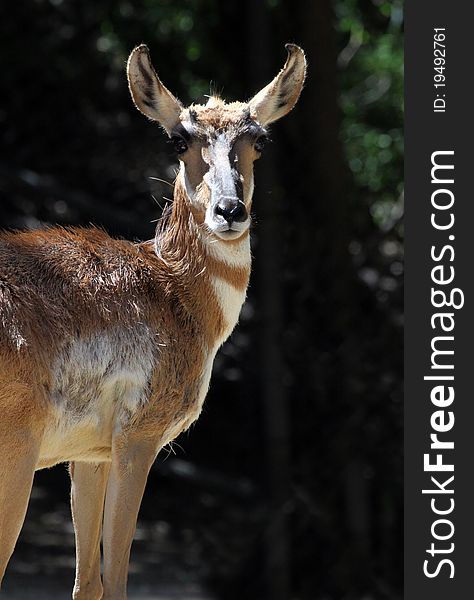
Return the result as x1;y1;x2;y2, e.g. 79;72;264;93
0;1;403;599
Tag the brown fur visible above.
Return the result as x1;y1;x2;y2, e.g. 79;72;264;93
0;176;248;425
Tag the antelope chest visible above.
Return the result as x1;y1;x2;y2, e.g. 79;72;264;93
37;325;221;467
37;238;249;468
38;325;157;466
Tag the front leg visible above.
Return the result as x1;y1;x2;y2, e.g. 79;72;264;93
101;434;158;600
70;461;110;600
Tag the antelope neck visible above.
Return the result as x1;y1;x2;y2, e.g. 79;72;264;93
153;177;251;346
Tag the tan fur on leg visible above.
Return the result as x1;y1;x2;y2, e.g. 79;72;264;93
71;461;111;600
0;432;40;586
101;437;158;600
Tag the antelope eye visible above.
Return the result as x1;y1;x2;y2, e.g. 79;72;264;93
254;136;267;153
171;136;188;155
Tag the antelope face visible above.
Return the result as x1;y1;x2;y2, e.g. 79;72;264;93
127;44;306;241
167;103;266;240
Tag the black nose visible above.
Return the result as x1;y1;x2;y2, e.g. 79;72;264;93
215;201;247;224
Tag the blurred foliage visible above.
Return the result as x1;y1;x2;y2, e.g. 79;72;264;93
338;0;403;196
0;1;403;599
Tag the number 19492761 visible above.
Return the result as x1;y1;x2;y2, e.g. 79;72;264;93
433;28;446;113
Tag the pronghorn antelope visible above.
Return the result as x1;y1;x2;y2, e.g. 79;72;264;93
0;44;306;598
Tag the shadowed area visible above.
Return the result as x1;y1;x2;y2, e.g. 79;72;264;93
0;0;403;598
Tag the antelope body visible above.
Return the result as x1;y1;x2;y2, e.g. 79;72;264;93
0;44;305;599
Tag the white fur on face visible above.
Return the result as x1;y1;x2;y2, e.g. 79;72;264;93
202;133;249;237
178;130;252;239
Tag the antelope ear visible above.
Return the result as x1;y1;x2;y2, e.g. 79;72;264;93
127;44;182;134
248;44;306;126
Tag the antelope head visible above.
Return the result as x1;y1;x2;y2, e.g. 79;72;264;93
127;44;306;241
